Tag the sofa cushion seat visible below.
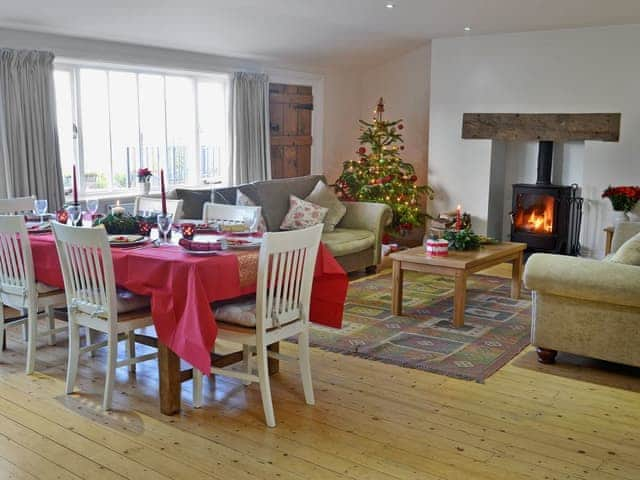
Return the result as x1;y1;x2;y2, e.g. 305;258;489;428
321;228;375;257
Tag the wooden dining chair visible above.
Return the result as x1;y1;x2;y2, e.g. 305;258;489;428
51;222;158;410
133;196;184;221
202;202;262;226
0;196;36;215
0;215;67;374
192;224;323;427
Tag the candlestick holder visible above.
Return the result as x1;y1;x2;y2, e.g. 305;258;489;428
56;209;69;224
138;221;152;237
181;223;196;240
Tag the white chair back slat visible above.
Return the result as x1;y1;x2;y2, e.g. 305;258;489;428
0;196;36;215
133;196;183;221
255;225;322;331
202;202;261;225
0;216;36;299
52;223;117;321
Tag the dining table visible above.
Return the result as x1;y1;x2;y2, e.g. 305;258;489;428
28;229;348;415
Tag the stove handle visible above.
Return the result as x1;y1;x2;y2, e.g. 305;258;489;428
508;211;515;224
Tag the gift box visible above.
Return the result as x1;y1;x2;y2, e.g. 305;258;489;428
425;238;449;257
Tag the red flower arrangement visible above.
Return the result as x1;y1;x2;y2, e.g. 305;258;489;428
602;185;640;212
137;168;152;181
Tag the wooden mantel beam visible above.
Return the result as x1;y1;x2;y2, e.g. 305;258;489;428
461;113;621;142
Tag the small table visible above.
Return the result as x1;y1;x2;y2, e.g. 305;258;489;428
604;226;615;255
389;242;526;328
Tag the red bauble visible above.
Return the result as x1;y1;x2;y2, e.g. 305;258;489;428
410;175;417;182
400;145;405;151
358;147;366;154
398;124;404;130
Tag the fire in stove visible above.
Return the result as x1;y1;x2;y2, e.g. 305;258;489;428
514;195;555;234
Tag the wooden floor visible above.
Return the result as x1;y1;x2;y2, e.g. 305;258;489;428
1;269;640;479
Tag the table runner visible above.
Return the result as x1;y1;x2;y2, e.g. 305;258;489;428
29;235;347;372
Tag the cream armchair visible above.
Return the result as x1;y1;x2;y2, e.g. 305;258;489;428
524;222;640;366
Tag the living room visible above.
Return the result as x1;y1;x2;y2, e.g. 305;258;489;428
1;2;639;479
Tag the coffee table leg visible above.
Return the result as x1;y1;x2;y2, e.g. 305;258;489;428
511;252;523;299
158;342;181;415
391;260;403;315
453;272;467;328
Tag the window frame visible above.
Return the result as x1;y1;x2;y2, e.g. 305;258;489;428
54;61;230;198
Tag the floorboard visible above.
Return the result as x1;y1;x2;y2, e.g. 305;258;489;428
1;265;639;479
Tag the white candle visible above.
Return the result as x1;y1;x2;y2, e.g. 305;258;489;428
112;200;125;216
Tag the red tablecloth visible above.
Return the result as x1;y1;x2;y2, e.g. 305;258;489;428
29;235;347;373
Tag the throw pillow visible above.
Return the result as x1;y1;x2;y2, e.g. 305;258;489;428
305;180;347;232
280;195;328;231
609;232;640;266
174;188;212;220
236;190;267;233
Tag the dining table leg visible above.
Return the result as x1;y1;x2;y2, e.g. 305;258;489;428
158;342;181;415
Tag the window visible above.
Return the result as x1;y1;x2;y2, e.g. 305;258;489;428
54;64;229;196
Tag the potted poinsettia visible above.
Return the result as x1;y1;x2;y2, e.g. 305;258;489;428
602;185;640;223
137;168;153;195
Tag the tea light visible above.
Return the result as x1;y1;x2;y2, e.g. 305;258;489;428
56;209;69;224
181;223;196;240
112;200;125;216
138;221;152;237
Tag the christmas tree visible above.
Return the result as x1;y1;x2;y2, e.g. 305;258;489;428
335;98;433;234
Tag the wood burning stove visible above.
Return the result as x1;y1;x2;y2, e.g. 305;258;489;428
510;141;583;255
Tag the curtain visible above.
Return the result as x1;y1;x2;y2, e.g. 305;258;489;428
0;49;64;209
231;72;271;184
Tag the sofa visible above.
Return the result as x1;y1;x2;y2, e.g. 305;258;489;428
170;175;392;273
524;222;640;367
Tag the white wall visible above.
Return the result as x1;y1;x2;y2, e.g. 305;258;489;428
429;24;640;257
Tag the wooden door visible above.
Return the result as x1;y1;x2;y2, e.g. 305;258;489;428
269;84;313;179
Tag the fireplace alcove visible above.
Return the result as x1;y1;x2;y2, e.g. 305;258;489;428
462;113;621;256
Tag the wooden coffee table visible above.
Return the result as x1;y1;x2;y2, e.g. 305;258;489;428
389;242;526;328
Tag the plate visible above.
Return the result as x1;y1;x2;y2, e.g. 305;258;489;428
226;230;259;237
182;249;219;256
108;234;147;247
224;238;262;250
27;222;52;233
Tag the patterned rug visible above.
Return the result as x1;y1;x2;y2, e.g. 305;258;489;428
301;271;531;382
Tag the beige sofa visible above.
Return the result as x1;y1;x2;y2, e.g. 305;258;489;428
171;175;392;273
524;222;640;366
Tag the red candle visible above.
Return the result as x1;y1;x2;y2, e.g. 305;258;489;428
72;164;79;204
456;205;462;231
160;168;167;215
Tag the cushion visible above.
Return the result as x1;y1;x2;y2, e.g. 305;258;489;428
305;180;346;232
236;190;267;233
174;188;212;220
214;298;257;328
115;289;151;314
280;195;328;231
611;222;640;253
608;232;640;266
36;282;61;294
253;175;326;231
321;228;375;257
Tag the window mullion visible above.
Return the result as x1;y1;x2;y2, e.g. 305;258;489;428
136;73;143;174
105;72;115;192
74;68;86;198
162;75;169;184
193;78;201;186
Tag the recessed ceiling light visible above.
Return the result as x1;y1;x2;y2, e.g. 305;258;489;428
385;3;395;9
464;26;472;32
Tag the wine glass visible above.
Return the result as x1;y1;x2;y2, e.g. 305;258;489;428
157;213;173;245
66;205;82;226
86;199;99;217
34;199;48;225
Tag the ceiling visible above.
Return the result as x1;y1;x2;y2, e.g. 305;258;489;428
1;0;640;70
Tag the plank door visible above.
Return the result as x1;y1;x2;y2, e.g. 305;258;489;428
269;83;313;179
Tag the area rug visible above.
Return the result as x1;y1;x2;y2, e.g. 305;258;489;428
300;271;531;382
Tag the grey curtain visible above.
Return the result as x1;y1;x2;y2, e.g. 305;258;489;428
231;72;271;184
0;49;64;209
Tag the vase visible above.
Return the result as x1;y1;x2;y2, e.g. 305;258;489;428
138;180;151;195
610;210;629;225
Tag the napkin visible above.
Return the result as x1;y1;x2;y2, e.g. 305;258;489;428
178;238;222;251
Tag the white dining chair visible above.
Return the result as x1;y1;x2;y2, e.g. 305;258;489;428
0;196;36;215
133;196;184;221
0;215;67;374
192;224;323;427
202;202;261;226
51;222;158;410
